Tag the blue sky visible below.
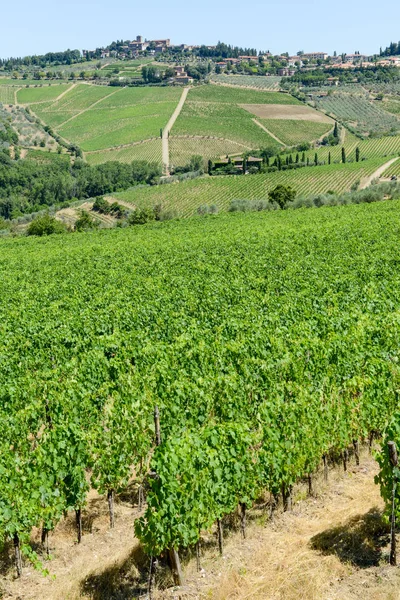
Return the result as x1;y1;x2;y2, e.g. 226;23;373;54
1;0;399;58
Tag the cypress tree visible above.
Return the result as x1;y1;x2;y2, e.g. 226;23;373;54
333;121;339;140
356;147;360;162
328;152;331;165
289;155;293;164
286;156;289;166
302;152;306;163
342;147;346;163
295;153;299;163
307;157;309;166
277;156;282;170
314;153;318;166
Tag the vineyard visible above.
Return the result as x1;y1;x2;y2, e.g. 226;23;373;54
383;158;400;178
315;93;400;137
210;74;282;90
170;85;301;155
2;199;400;597
85;139;163;165
17;83;73;104
25;85;182;152
115;158;388;217
259;119;333;146
169;136;249;167
0;86;17;104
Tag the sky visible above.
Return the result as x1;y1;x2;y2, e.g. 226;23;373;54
1;0;399;59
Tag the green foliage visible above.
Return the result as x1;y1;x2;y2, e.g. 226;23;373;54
27;214;66;236
376;416;400;521
127;206;156;225
269;184;296;208
74;210;98;231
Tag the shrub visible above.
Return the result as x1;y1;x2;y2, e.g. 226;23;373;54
127;207;156;226
74;210;99;232
27;214;66;236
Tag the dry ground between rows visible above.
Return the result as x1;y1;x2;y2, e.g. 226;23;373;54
240;103;333;122
4;451;400;600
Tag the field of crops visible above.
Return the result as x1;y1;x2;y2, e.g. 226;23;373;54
210;74;282;90
85;139;162;165
383;98;400;115
280;132;400;167
17;83;73;104
1;199;400;590
26;85;182;152
383;158;400;178
0;87;17;104
315;93;400;137
169;136;249;167
260;119;333;145
171;86;299;154
115;158;387;217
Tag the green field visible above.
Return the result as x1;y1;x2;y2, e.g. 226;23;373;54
171;86;301;153
260;119;333;146
0;87;17;104
114;158;387;217
17;84;73;104
27;85;182;152
169;136;250;167
85;139;163;165
383;158;400;178
1;197;400;591
210;74;282;90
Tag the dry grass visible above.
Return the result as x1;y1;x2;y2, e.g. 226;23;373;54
5;451;400;600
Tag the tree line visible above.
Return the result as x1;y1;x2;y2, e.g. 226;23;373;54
0;154;161;220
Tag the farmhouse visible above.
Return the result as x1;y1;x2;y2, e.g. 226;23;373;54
278;68;296;76
213;156;263;172
302;52;328;61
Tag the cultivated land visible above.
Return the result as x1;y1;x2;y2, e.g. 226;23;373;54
114;158;388;217
3;200;400;598
240;103;333;122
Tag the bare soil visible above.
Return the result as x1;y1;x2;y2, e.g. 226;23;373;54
240;103;333;122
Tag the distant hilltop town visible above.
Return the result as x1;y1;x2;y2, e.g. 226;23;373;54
82;38;400;70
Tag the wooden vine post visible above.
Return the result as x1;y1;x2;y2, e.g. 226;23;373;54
13;533;22;578
388;441;398;566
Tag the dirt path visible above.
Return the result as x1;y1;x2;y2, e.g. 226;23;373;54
252;118;285;146
360;157;399;189
57;87;124;127
162;86;190;175
55;83;76;102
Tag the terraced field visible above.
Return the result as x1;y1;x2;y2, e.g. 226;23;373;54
114;158;387;217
